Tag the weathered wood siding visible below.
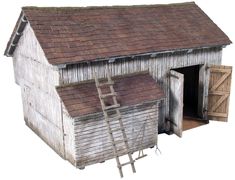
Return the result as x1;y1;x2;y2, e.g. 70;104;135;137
59;48;222;132
63;109;76;165
74;101;161;168
11;23;223;169
12;24;69;158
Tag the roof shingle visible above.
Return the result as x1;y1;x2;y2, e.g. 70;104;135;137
5;2;231;64
56;72;165;117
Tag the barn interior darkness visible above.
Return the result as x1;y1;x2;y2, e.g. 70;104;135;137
174;65;199;118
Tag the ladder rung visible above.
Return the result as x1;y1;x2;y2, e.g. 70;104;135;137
110;127;124;133
104;104;120;110
100;92;117;99
97;81;114;87
106;115;122;122
114;150;131;157
113;139;128;145
119;161;135;167
95;72;136;177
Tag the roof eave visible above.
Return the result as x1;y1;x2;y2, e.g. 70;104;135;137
4;11;28;57
54;44;228;68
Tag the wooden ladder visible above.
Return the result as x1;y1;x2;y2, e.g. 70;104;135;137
94;70;136;178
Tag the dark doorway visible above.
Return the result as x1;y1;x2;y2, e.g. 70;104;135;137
174;65;200;118
173;65;207;131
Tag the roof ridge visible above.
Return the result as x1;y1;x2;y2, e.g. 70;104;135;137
22;2;195;11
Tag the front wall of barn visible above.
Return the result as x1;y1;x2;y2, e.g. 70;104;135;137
11;25;223;168
59;47;222;132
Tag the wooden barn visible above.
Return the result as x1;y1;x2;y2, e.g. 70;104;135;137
4;2;232;177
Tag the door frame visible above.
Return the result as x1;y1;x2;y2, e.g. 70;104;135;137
169;64;209;137
198;63;210;120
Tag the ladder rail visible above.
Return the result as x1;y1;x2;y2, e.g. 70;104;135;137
94;70;136;177
105;69;136;170
106;69;136;173
95;75;124;177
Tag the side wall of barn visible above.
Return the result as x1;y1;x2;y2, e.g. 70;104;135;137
73;100;162;168
12;23;75;160
59;47;222;132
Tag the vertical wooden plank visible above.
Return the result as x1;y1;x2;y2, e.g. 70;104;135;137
198;64;210;119
169;70;184;137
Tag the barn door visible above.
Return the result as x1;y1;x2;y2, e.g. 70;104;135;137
208;65;232;121
169;70;184;137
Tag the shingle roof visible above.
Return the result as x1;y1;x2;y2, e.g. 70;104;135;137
5;2;231;65
56;72;165;117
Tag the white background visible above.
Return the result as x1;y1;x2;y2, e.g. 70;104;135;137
0;0;235;180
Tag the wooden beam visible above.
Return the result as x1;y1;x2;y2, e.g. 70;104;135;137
208;112;228;118
211;94;229;112
210;72;230;91
209;91;230;95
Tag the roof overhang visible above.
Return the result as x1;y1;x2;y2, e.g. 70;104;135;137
55;45;225;69
4;11;28;57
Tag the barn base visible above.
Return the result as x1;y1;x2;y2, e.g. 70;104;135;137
75;143;156;169
24;118;65;157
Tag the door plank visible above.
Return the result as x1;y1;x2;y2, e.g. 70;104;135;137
211;94;229;112
210;72;230;91
169;70;184;137
208;112;228;118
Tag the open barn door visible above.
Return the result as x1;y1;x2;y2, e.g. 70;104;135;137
208;65;232;121
169;70;184;137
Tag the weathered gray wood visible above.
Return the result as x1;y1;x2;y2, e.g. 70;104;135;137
198;64;210;119
62;112;76;166
12;24;67;160
169;70;184;137
11;22;225;171
74;101;159;168
59;47;222;132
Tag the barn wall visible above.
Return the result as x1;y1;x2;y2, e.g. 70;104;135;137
59;47;222;131
12;23;67;158
74;101;161;168
63;109;76;165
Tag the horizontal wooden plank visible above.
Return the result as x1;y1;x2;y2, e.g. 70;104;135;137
208;91;230;95
75;114;158;133
75;110;158;127
75;103;159;121
74;107;158;126
76;138;156;160
208;112;228;118
76;141;156;166
75;135;157;157
75;127;157;150
210;68;232;73
75;117;158;140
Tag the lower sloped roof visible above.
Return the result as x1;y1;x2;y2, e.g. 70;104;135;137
56;72;164;117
